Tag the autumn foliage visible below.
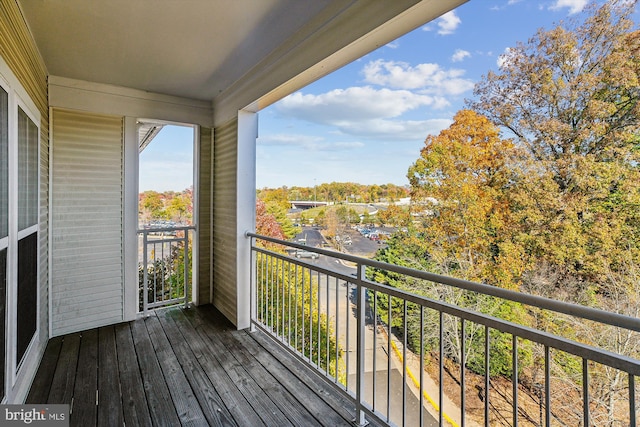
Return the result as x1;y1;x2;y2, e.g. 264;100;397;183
376;2;640;424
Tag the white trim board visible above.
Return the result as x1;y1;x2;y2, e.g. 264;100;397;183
49;76;213;127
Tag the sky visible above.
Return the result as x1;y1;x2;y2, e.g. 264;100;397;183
139;0;638;192
139;124;194;192
256;0;638;189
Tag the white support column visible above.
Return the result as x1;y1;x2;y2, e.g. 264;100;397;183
123;116;139;321
236;110;257;330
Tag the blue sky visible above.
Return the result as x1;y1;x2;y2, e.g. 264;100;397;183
139;124;194;192
256;0;637;189
140;1;637;192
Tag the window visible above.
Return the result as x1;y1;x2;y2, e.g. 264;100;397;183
0;85;7;402
0;87;7;240
0;65;40;398
16;107;38;366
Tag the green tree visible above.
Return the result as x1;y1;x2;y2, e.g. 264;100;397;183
377;205;410;227
166;193;191;223
369;110;532;378
140;190;165;220
408;109;527;288
470;0;640;292
265;201;297;239
468;3;640;423
254;200;343;380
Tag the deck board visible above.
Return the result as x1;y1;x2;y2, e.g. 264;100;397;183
156;309;236;427
26;336;62;404
71;329;98;426
47;332;80;404
27;305;362;427
130;317;181;427
97;326;124;427
182;308;294;427
145;314;208;426
114;323;152;427
166;308;266;427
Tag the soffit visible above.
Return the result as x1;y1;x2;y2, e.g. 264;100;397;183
18;0;468;119
18;0;333;101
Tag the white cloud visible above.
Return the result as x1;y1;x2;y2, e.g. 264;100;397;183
362;59;474;95
258;134;364;151
451;49;471;62
336;118;453;141
278;86;445;123
437;11;461;35
386;41;400;49
276;87;453;141
549;0;587;14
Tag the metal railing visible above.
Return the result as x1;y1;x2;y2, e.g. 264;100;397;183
138;225;195;314
247;232;640;427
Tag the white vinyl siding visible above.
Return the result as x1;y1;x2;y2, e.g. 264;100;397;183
213;119;237;324
51;109;124;336
198;126;212;304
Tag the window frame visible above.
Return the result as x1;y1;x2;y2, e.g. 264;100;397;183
0;63;41;402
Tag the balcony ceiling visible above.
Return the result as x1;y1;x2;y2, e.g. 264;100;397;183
18;0;466;120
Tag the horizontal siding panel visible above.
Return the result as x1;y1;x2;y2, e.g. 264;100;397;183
198;126;212;303
52;290;122;308
52;299;123;321
213;119;237;325
51;238;122;251
53;314;124;337
52;299;122;317
52;262;123;279
53;280;124;296
51;109;124;336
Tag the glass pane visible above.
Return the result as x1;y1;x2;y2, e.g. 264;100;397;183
18;107;37;230
0;248;6;401
17;233;36;364
0;87;7;239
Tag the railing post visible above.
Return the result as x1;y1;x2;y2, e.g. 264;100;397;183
355;263;368;426
184;229;190;309
249;233;257;333
142;229;149;316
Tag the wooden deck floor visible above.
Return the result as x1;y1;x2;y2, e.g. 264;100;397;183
26;305;371;427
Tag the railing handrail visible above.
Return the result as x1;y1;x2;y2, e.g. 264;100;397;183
248;231;640;426
137;225;196;234
246;231;640;333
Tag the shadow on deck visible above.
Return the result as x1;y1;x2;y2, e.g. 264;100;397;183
27;305;369;426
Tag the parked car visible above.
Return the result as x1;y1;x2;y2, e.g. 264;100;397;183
295;250;319;259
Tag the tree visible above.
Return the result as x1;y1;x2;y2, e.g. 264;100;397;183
256;199;285;245
377;205;410;227
265;202;297;239
166;193;191;223
407;109;527;288
140;190;165;220
254;203;343;381
470;0;640;291
468;3;640;423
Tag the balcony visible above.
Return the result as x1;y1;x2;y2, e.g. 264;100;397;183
27;232;640;426
27;304;378;427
